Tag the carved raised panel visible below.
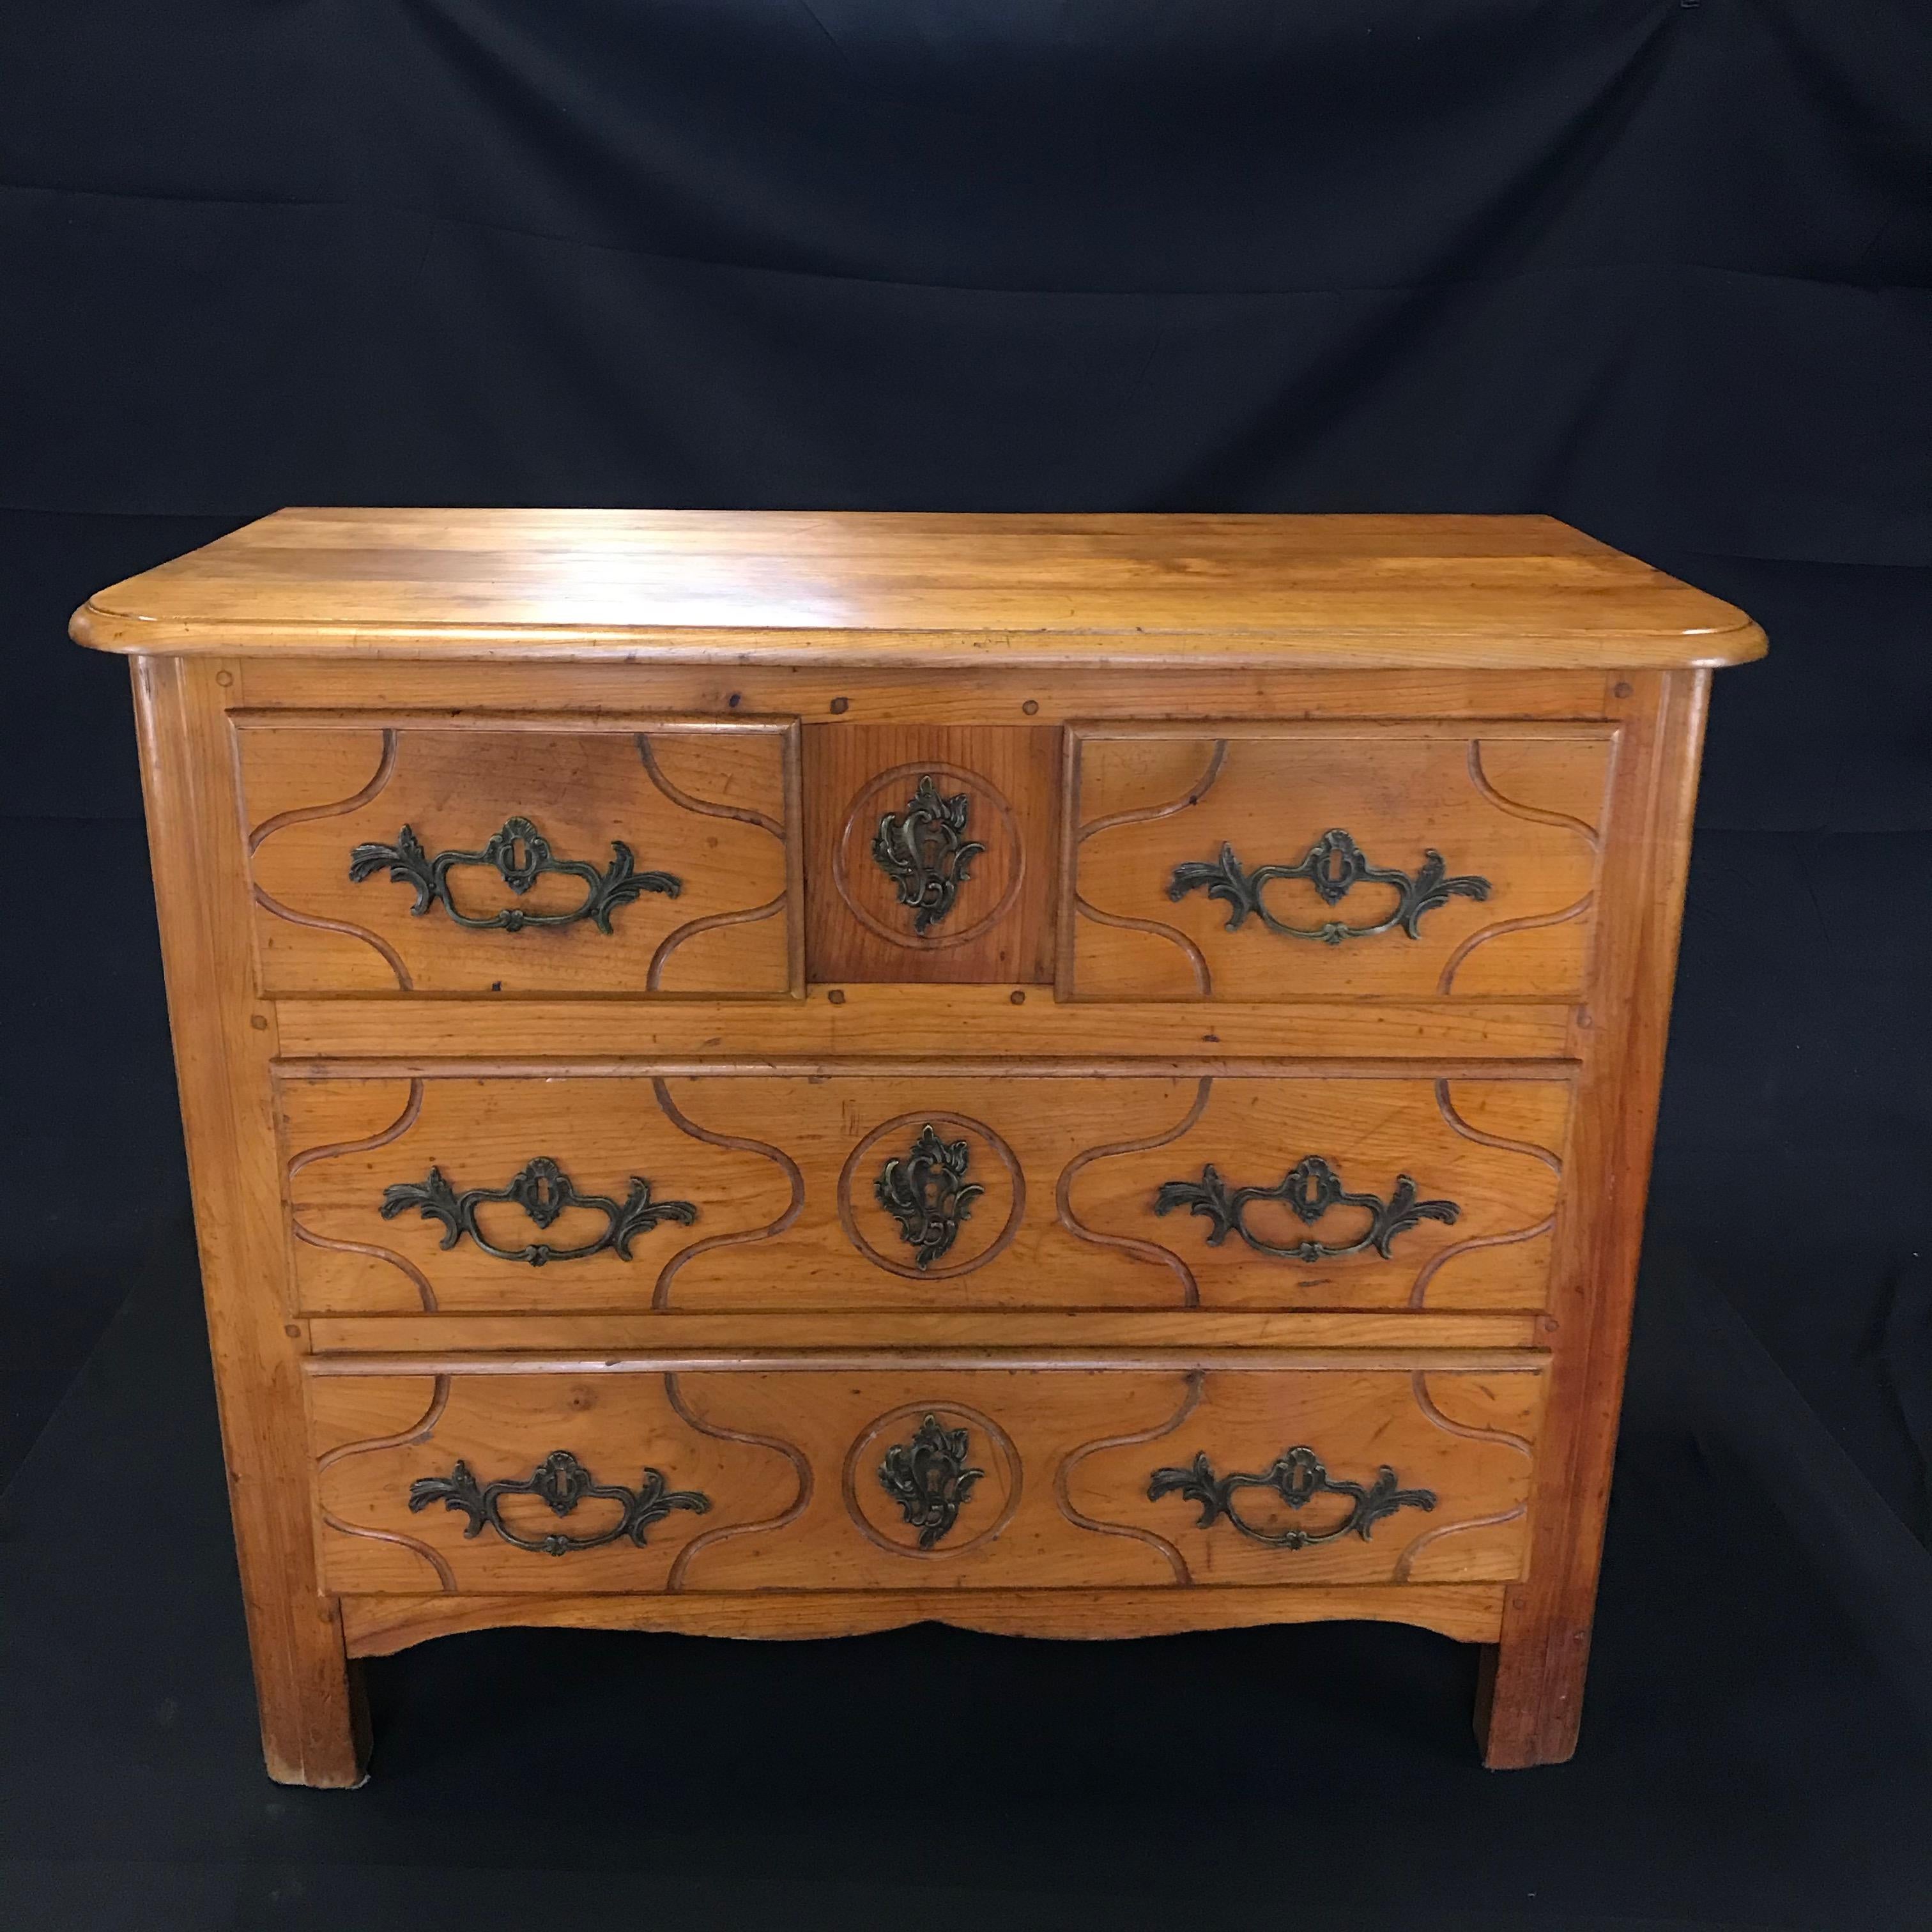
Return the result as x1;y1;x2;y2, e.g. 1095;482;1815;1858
1064;723;1613;1001
310;1372;805;1595
281;1072;1569;1315
1059;1367;1544;1587
238;718;801;997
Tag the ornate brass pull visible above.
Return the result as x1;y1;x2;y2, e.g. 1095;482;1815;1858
875;1123;983;1269
380;1156;698;1266
1149;1446;1436;1549
1153;1154;1459;1262
349;815;680;933
871;775;985;933
878;1413;983;1548
409;1450;710;1555
1168;828;1489;945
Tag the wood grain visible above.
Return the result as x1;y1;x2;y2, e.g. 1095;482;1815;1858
802;723;1061;982
236;660;1617;724
303;1311;1549;1354
1066;723;1614;1001
238;716;799;996
341;1583;1509;1655
133;657;367;1786
83;514;1759;1781
272;986;1581;1062
1475;670;1712;1768
73;510;1765;666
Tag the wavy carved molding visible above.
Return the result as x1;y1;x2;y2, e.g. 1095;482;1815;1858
1389;1370;1535;1582
649;1078;804;1309
637;730;793;989
1055;1372;1204;1582
249;730;413;987
1071;739;1225;992
317;1374;456;1591
249;726;796;992
287;1079;436;1310
1435;740;1601;993
1406;1079;1563;1309
662;1373;813;1591
1057;1369;1536;1586
1055;1078;1211;1307
1075;733;1607;997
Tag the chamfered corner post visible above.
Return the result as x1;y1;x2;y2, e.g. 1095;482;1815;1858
130;652;369;1788
1473;669;1712;1770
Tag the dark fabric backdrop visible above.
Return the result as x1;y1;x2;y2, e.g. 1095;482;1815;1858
3;3;1930;1927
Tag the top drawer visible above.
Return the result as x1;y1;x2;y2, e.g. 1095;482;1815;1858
238;715;801;997
1064;722;1616;1002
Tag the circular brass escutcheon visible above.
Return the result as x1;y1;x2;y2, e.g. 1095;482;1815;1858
841;1400;1023;1558
832;760;1024;950
836;1110;1026;1281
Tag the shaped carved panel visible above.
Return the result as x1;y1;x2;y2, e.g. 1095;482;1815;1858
310;1371;808;1595
238;716;801;995
1060;1367;1544;1588
311;1363;1543;1597
1064;722;1614;1000
282;1072;1568;1314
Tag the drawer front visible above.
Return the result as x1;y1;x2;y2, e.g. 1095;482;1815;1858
280;1071;1569;1315
239;716;801;995
1066;723;1614;1000
312;1361;1544;1594
802;723;1061;983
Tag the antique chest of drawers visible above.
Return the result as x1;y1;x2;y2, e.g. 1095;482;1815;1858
72;510;1763;1782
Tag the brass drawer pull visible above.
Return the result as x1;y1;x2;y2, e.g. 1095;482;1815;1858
409;1450;711;1555
349;813;681;933
1149;1446;1436;1549
380;1156;698;1266
871;774;985;933
1153;1153;1459;1262
1167;827;1489;945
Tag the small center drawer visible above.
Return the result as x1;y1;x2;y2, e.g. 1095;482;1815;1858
237;714;801;997
279;1069;1571;1315
310;1358;1545;1595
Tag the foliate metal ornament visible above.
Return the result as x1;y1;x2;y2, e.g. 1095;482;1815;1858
380;1156;698;1266
1148;1446;1436;1549
871;775;986;934
878;1413;984;1549
1167;829;1489;946
408;1450;711;1556
875;1123;984;1269
1153;1154;1459;1263
348;815;681;933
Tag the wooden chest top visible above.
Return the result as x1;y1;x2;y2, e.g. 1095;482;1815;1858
71;508;1762;667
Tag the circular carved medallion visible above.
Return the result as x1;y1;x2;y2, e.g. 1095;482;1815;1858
837;1110;1026;1281
832;761;1025;951
841;1401;1023;1558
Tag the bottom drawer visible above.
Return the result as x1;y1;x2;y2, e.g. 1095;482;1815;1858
310;1358;1545;1596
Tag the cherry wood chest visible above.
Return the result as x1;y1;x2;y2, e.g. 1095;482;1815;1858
72;510;1763;1781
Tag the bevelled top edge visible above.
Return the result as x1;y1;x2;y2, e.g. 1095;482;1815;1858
68;509;1767;668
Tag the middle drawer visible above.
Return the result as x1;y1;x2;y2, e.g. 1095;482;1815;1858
280;1070;1570;1315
